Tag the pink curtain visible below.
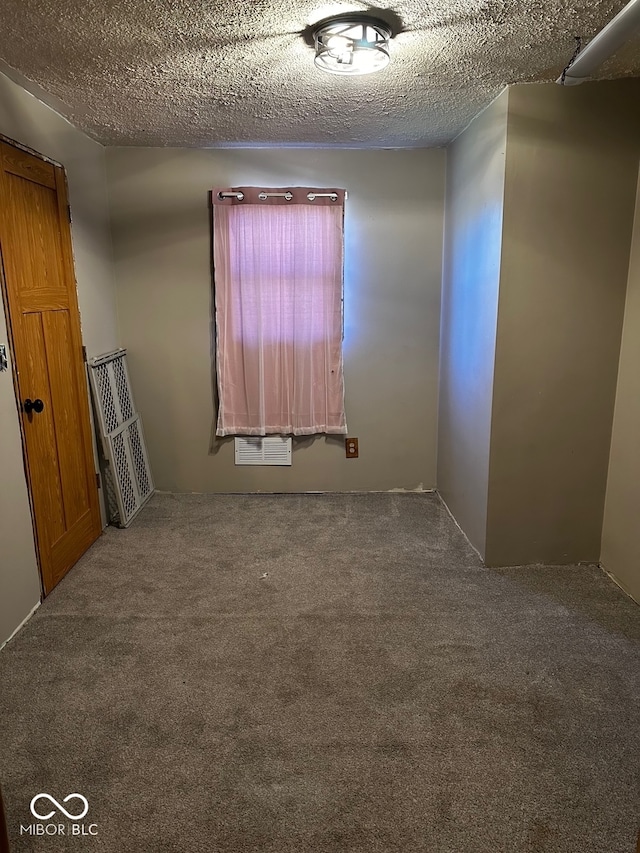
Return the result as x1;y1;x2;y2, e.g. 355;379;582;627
212;187;347;436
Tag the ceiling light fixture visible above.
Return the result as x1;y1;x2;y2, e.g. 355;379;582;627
313;14;392;75
556;0;640;85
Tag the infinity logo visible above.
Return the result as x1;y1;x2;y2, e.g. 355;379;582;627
30;793;89;821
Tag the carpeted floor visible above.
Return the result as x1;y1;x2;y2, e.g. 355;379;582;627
1;492;639;852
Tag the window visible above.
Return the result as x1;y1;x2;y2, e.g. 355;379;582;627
212;187;347;437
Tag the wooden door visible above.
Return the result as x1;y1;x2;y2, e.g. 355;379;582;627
0;141;101;595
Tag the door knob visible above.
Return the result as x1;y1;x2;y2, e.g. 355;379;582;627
23;398;44;414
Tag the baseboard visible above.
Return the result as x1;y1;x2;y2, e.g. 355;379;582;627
435;490;484;563
599;564;640;606
153;488;437;495
0;601;41;653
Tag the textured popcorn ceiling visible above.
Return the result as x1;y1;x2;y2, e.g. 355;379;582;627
0;0;639;147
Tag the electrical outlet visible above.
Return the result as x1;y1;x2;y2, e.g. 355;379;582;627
345;437;359;458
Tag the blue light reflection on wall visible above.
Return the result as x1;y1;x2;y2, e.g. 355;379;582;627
342;211;362;354
444;200;503;406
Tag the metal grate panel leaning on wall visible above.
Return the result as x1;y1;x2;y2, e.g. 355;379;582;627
88;348;154;527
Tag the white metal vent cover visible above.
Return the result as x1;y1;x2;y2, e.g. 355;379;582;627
88;348;154;527
235;436;292;466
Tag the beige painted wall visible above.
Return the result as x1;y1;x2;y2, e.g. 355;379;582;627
107;148;445;493
0;69;119;645
0;286;40;645
486;80;640;565
438;90;508;556
601;166;640;602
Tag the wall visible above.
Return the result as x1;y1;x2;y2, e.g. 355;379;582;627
0;68;119;645
0;281;40;646
486;80;640;565
107;148;445;493
601;167;640;603
438;90;508;556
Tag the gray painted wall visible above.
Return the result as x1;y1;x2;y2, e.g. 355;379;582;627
0;277;40;645
106;148;445;493
486;81;640;565
601;167;640;603
438;91;508;556
0;69;119;645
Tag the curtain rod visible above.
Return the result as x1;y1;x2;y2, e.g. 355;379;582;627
217;190;342;202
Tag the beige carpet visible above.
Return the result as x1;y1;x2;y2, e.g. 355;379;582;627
0;492;639;852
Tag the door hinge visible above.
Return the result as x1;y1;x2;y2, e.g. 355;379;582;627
96;472;101;490
82;345;87;362
67;204;72;223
